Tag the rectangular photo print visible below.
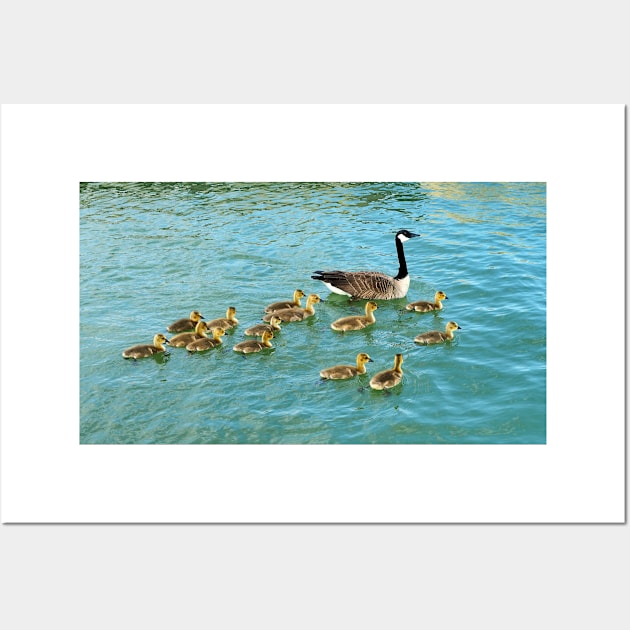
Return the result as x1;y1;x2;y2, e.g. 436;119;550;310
80;181;546;445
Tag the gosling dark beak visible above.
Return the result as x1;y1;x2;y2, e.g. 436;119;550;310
457;326;462;330
368;357;374;362
444;296;449;300
165;338;171;344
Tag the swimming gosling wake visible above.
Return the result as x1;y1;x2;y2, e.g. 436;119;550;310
414;321;461;345
406;291;448;312
330;301;378;331
369;354;404;390
320;352;374;380
122;333;170;359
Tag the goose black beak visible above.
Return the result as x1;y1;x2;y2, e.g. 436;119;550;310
409;232;421;238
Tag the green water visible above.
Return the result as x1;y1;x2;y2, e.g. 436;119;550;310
80;182;546;444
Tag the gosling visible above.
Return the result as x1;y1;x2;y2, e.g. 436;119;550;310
414;321;461;345
233;330;274;354
369;354;404;390
122;333;170;359
169;320;209;347
166;310;204;333
186;327;226;352
330;301;378;332
264;289;306;313
262;294;322;322
406;291;448;312
244;316;282;337
206;306;239;331
320;352;374;380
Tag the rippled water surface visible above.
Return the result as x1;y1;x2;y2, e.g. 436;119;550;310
80;182;546;444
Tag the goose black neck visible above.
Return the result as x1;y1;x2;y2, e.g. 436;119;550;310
394;236;408;280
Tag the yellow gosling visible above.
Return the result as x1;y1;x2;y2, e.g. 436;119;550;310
244;316;282;337
262;294;322;322
369;354;404;390
206;306;239;331
406;291;448;312
169;320;209;347
166;310;204;333
233;330;274;354
414;321;461;345
264;289;306;313
122;333;170;359
186;327;226;352
320;352;374;380
330;301;378;331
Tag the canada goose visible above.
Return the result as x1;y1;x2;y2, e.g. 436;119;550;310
244;316;282;337
311;229;420;300
406;291;448;312
233;330;274;353
262;294;322;322
206;306;239;331
264;289;306;313
169;320;209;347
330;301;378;332
122;333;170;359
369;354;404;390
166;310;204;333
414;321;461;345
186;327;226;352
320;352;374;380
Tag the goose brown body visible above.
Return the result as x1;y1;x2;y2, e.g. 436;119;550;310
312;230;420;299
206;307;239;331
406;291;448;312
233;331;274;353
264;289;305;313
319;353;373;380
186;327;226;352
330;301;378;331
169;320;209;347
122;333;170;359
414;321;461;345
369;354;404;390
166;310;204;333
262;294;322;322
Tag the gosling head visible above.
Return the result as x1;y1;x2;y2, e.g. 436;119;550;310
357;352;374;366
446;321;461;332
294;289;306;299
366;301;378;312
227;306;238;319
195;320;209;333
261;331;274;342
396;229;421;243
190;310;204;321
306;294;322;306
154;333;170;347
213;327;226;339
393;353;404;370
435;291;448;302
269;316;282;328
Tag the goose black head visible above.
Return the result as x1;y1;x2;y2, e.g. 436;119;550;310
396;229;420;242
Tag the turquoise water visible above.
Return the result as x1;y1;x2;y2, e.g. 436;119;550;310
80;182;546;444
